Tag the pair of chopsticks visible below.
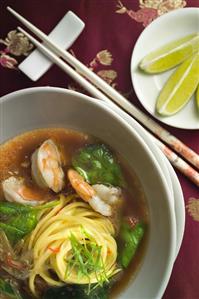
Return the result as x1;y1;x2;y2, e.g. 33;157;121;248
7;6;199;187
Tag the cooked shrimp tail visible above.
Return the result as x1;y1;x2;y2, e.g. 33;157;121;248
2;176;44;206
67;169;112;216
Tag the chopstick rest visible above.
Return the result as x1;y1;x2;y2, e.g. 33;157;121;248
18;11;84;81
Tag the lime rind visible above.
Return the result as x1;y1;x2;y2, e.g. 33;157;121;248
156;53;199;116
139;33;199;73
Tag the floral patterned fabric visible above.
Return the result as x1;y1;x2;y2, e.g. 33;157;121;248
0;0;199;298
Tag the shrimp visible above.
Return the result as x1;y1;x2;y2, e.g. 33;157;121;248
67;169;122;216
92;184;121;204
2;176;44;206
31;139;65;193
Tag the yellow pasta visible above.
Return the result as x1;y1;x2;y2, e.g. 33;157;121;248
26;195;120;296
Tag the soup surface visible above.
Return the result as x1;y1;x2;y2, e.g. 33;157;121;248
0;128;149;299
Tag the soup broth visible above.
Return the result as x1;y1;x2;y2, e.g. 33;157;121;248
0;128;149;299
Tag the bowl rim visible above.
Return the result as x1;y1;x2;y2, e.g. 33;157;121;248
0;86;176;298
130;7;199;130
100;100;185;260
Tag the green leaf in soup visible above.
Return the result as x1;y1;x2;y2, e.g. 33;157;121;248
0;203;37;244
43;284;109;299
0;277;23;299
118;222;145;268
8;212;38;235
0;278;14;297
0;223;25;244
0;202;32;216
72;144;125;187
0;200;59;244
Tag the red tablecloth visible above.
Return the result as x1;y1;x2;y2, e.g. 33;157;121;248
0;1;199;298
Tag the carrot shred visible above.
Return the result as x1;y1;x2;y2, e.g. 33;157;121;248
48;246;60;253
6;253;24;270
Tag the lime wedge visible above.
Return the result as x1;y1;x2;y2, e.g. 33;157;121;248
196;84;199;111
156;53;199;116
139;33;199;73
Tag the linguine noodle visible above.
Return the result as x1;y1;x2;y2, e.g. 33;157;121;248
26;195;119;295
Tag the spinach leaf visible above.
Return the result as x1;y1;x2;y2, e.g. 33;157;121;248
43;284;108;299
118;222;145;268
0;223;25;244
0;202;31;215
0;201;58;245
0;278;14;298
0;277;23;299
72;144;125;187
9;212;38;235
0;202;38;244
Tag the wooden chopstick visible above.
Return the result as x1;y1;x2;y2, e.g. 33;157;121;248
16;26;199;187
7;6;199;172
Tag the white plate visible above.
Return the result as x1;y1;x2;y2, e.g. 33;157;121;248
131;8;199;130
161;154;185;257
101;101;185;259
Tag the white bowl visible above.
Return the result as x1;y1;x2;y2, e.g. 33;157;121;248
0;87;176;299
131;8;199;129
102;101;185;259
